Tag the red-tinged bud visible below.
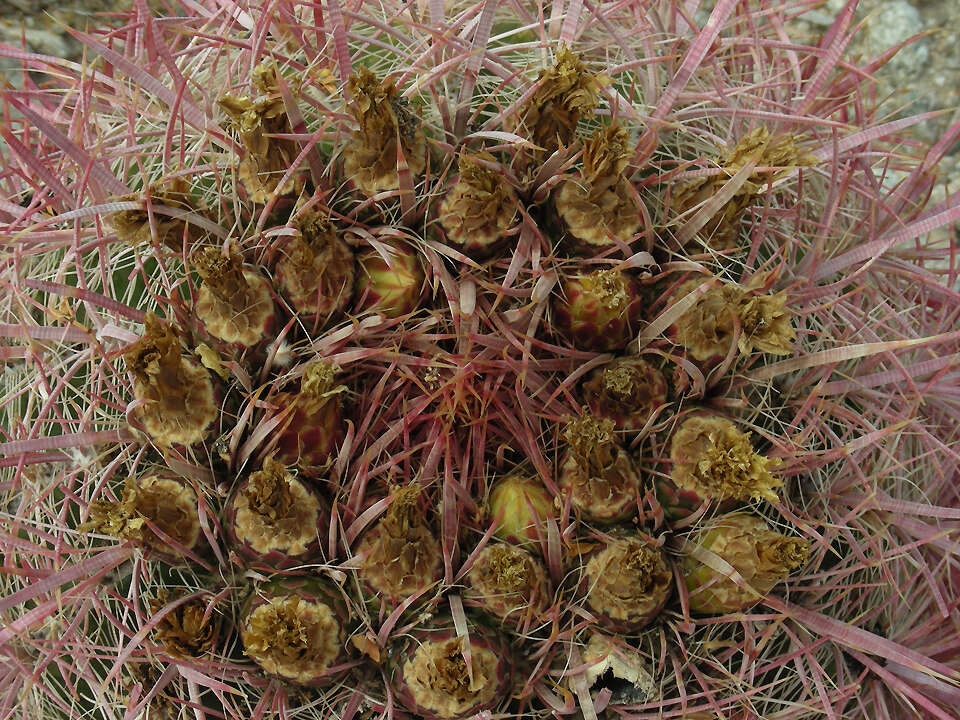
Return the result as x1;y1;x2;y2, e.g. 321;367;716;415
271;361;346;474
80;473;204;564
193;247;276;349
240;577;350;686
355;483;443;603
464;543;549;626
558;411;642;522
354;244;425;318
275;212;355;330
578;533;673;633
487;473;556;549
391;620;512;720
553;268;643;352
554;124;642;255
437;153;517;260
657;414;781;520
581;357;668;433
223;458;327;571
123;313;218;448
681;512;809;614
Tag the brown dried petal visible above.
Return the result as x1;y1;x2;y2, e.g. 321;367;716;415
439;154;516;251
234;460;322;557
242;596;341;683
402;636;500;719
193;249;274;346
150;592;216;658
673;280;743;361
736;291;795;355
110;178;205;251
517;46;604;153
82;476;200;556
465;544;547;619
564;411;617;472
585;538;672;627
342;66;426;195
669;415;781;503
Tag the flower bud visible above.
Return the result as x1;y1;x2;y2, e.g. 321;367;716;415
80;473;203;564
275;212;354;330
658;414;780;519
270;361;346;474
391;620;512;720
558;411;642;522
681;512;809;614
355;483;443;602
581;357;668;433
487;473;555;548
553;268;643;352
437;153;517;260
223;458;327;571
193;247;276;349
240;577;350;685
578;533;673;633
354;244;425;318
464;543;549;626
123;313;219;448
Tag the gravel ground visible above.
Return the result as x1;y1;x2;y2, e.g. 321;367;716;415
2;0;959;189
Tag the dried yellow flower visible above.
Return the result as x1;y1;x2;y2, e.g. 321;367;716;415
150;591;217;658
516;46;605;153
438;153;517;257
193;248;275;346
465;543;548;621
110;178;205;251
123;314;218;447
584;536;672;630
669;415;781;503
241;595;341;684
671;127;815;249
402;636;500;719
232;458;322;558
81;476;200;557
342;66;426;196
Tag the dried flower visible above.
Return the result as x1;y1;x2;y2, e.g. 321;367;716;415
342;66;426;196
659;414;781;519
393;625;511;720
240;579;348;685
224;458;325;570
219;63;304;203
81;475;201;561
559;411;642;522
464;543;549;625
356;483;443;601
109;178;206;251
271;361;346;473
193;247;276;348
681;513;809;614
123;314;218;448
581;357;668;433
580;534;673;632
150;591;218;658
555;124;642;254
437;153;517;259
671;127;814;249
516;45;604;154
275;212;355;329
670;278;795;363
